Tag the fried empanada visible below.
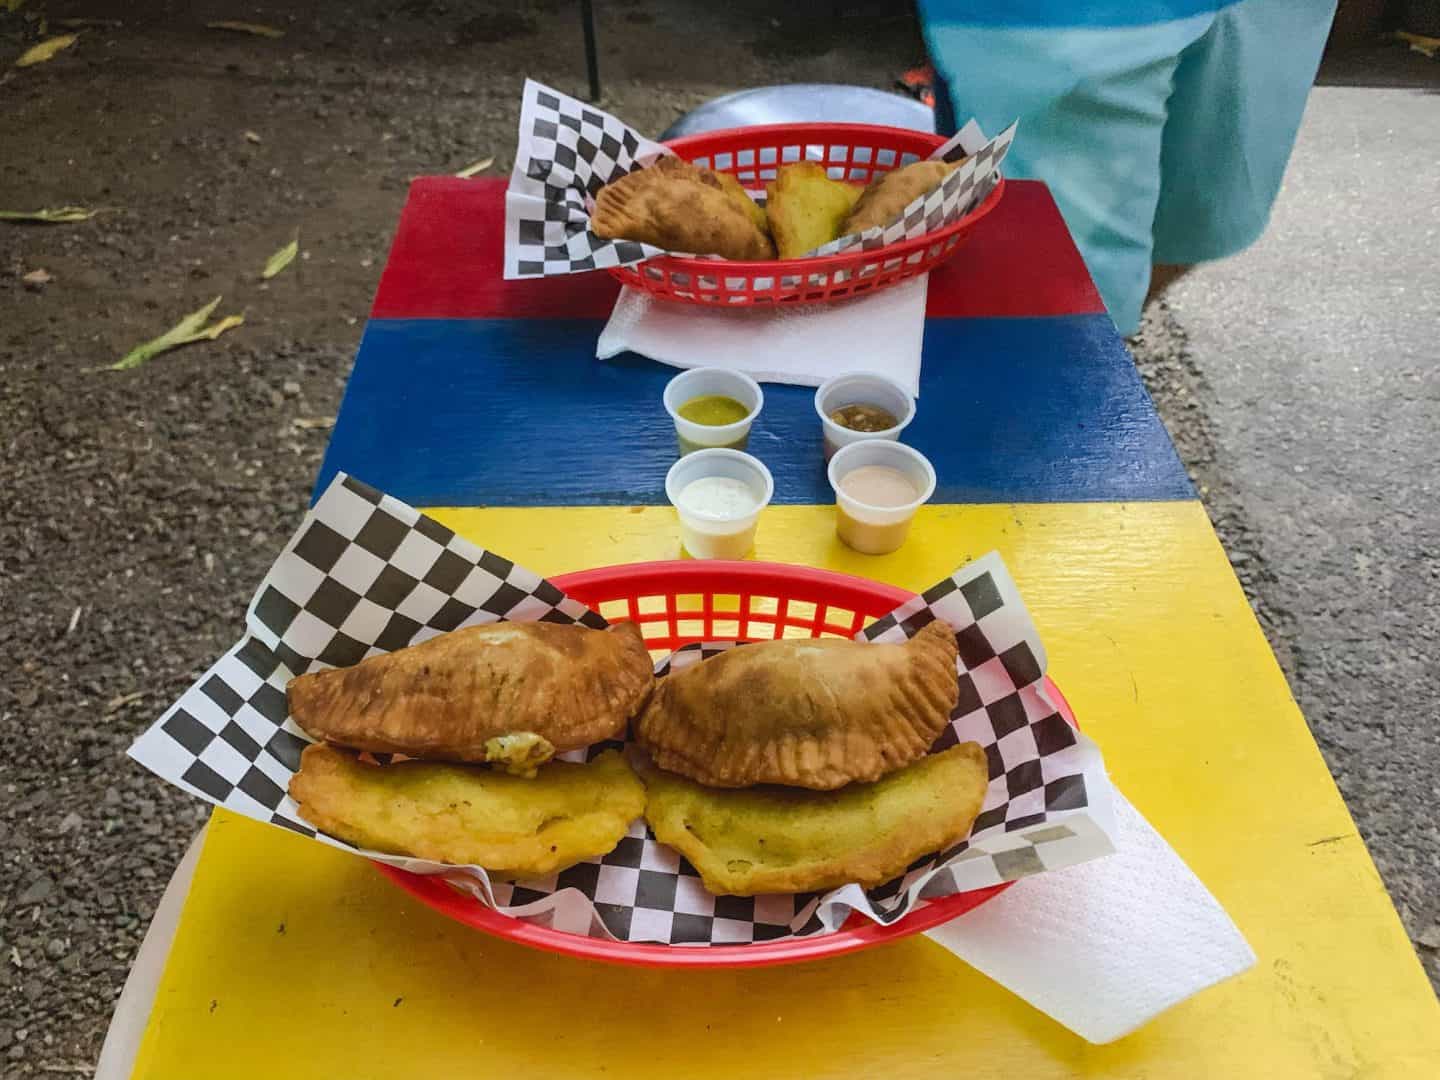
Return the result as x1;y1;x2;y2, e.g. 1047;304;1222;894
707;170;770;238
634;619;959;790
636;742;988;896
287;621;653;764
842;158;964;236
592;156;775;260
764;161;864;259
290;744;644;876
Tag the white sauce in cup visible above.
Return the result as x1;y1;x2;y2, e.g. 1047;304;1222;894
677;476;758;519
664;449;774;561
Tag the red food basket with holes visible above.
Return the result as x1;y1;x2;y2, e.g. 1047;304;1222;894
376;560;1078;968
606;122;1006;307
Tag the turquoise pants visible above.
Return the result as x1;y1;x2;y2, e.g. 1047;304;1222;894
923;0;1337;333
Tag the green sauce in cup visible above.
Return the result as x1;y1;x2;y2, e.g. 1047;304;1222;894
678;394;750;427
663;370;764;457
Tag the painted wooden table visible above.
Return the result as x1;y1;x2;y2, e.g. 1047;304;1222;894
116;177;1440;1078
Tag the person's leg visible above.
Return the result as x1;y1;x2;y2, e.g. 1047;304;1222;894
1152;0;1338;269
919;10;1214;333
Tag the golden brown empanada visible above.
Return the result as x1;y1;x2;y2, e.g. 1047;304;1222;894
592;156;775;260
636;742;988;895
707;170;770;238
287;621;653;765
634;618;959;790
764;161;864;259
843;158;964;236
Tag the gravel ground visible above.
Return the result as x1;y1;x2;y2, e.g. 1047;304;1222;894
0;2;1434;1073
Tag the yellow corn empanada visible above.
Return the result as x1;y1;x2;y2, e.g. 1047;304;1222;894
592;156;775;260
842;158;964;236
287;621;653;766
290;744;644;876
634;619;960;790
764;161;864;259
636;742;988;896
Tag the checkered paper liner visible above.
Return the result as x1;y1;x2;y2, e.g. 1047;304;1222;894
130;473;1116;946
504;79;1016;278
504;79;670;278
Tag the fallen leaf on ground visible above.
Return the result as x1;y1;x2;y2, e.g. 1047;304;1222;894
1395;31;1439;57
22;268;53;286
105;690;146;713
4;0;27;13
14;34;78;67
292;416;335;430
1395;31;1440;46
0;206;101;224
109;296;244;371
455;156;495;178
261;232;299;279
244;129;262;144
206;20;284;38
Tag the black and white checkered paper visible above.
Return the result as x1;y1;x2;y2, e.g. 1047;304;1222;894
504;79;671;278
131;473;1115;947
504;79;1016;279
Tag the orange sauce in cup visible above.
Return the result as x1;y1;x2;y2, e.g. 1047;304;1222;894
835;466;919;554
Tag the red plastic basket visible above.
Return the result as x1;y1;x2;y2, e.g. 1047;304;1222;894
607;122;1006;307
376;560;1078;968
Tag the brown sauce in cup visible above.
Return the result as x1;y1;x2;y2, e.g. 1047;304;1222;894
829;403;899;433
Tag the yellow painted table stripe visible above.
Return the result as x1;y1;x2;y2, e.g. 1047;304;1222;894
132;503;1440;1079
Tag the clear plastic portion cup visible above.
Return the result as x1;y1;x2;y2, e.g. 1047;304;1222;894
665;448;774;560
662;367;764;456
813;371;916;460
826;440;936;556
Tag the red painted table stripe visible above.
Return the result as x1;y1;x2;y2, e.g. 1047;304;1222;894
370;177;1104;321
370;177;618;321
927;181;1104;317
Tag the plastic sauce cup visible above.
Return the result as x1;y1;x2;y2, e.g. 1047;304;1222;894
665;448;774;560
827;440;936;556
663;367;764;456
814;371;916;460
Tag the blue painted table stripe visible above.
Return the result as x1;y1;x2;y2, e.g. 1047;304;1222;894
316;316;1193;507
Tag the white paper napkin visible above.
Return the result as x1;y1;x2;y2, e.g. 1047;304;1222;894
595;273;928;397
925;788;1256;1044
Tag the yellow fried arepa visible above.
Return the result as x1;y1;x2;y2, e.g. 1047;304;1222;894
764;161;864;259
290;744;644;876
637;742;988;896
843;158;964;236
635;619;960;790
592;156;775;260
287;621;653;768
